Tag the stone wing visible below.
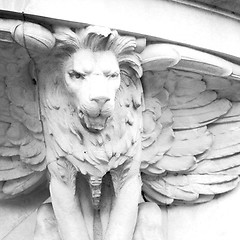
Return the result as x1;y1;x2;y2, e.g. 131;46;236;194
141;44;240;205
0;29;48;200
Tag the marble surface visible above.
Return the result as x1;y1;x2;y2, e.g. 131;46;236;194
2;186;240;240
0;187;49;240
166;185;240;240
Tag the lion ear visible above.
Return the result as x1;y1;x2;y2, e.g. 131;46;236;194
98;33;112;50
53;26;80;52
76;25;112;38
76;25;114;51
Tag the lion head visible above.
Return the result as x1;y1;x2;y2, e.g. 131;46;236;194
38;25;143;169
52;26;142;133
64;49;121;131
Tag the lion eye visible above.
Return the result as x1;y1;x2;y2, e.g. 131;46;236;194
109;72;119;79
68;71;85;80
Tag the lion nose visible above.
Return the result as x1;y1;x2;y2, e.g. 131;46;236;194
91;96;110;107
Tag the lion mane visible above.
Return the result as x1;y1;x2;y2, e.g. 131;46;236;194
37;26;143;183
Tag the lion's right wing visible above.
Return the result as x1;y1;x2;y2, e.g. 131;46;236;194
140;44;240;205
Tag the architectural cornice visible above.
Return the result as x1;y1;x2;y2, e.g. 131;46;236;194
0;0;240;63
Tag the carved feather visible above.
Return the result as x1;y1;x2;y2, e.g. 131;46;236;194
170;91;217;110
166;129;213;157
202;126;240;159
193;154;240;174
142;183;174;205
205;75;240;101
172;99;231;130
2;171;46;196
213;102;240;123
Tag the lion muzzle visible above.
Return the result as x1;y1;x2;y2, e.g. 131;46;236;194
90;96;110;108
81;113;110;132
78;91;115;132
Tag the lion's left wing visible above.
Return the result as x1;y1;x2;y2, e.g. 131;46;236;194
140;44;240;205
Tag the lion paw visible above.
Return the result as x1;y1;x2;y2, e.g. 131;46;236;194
133;202;164;240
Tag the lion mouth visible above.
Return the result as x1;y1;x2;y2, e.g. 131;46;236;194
79;111;109;132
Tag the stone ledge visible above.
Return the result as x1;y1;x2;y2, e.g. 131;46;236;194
0;0;240;62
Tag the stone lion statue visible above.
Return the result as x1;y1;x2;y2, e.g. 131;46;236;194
1;21;240;240
34;25;157;240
